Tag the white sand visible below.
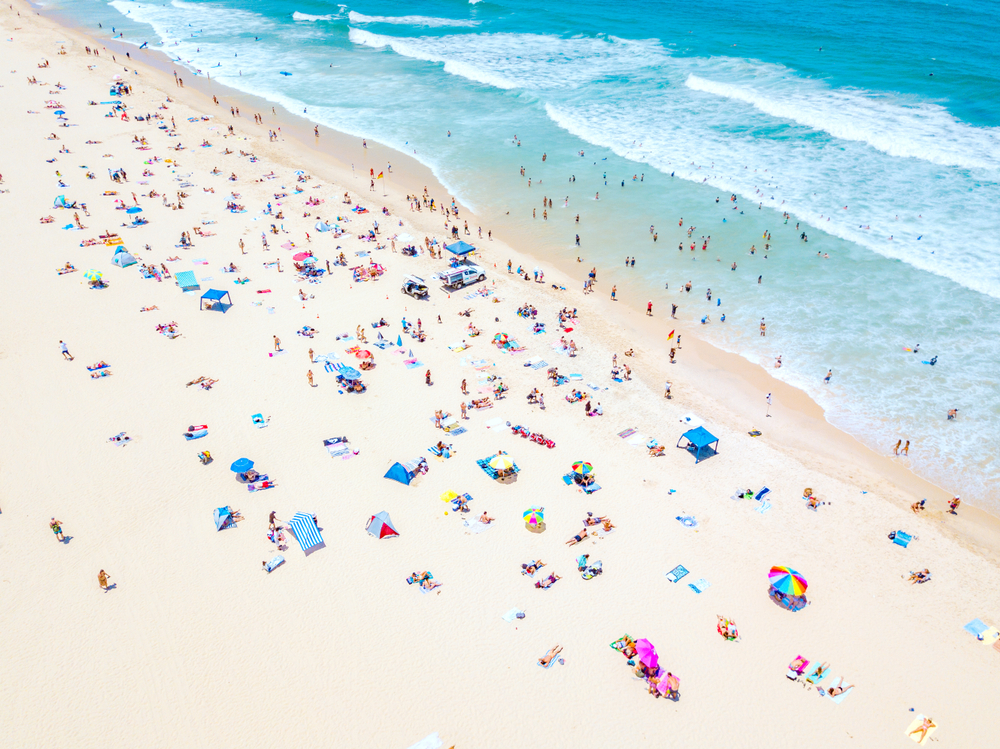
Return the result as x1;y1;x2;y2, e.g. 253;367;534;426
1;5;999;747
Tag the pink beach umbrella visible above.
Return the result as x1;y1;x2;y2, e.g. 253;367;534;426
635;638;658;669
292;252;312;261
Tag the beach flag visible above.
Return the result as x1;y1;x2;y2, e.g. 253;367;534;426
376;171;384;180
667;329;675;341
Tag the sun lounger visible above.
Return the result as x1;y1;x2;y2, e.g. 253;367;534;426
688;578;711;594
263;555;285;573
665;565;689;583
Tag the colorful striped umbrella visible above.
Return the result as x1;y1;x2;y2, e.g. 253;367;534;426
489;454;514;471
523;507;544;527
768;566;808;596
571;461;593;475
83;269;102;281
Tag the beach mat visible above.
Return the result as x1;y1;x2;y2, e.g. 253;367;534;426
905;715;937;745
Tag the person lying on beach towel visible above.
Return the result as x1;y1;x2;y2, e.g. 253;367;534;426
535;573;561;589
406;571;441;591
521;560;546;576
566;529;589;546
87;361;109;371
908;569;931;584
538;645;562;667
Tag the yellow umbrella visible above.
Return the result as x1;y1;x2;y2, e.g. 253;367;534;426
489;454;514;471
439;490;459;502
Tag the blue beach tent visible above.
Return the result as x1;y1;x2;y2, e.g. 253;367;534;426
214;506;236;531
200;288;233;312
112;247;137;267
677;426;720;463
384;462;413;485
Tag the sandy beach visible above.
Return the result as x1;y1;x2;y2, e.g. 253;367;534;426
2;4;999;747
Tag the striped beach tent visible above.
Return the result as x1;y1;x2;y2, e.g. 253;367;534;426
288;512;325;555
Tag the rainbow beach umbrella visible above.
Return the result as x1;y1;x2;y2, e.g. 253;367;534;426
523;507;544;527
571;461;593;476
768;566;808;596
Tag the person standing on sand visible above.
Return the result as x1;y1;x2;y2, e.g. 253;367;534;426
664;381;672;399
611;285;617;301
308;348;314;363
425;370;432;386
307;370;314;387
893;440;901;456
50;518;65;541
98;570;110;591
671;304;677;318
948;496;961;514
647;301;653;316
461;402;468;420
60;340;73;360
273;335;281;352
461;379;468;395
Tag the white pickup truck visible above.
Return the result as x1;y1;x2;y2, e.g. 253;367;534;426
440;264;486;289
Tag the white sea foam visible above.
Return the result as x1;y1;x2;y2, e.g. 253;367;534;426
348;11;479;27
685;73;1000;172
292;12;339;22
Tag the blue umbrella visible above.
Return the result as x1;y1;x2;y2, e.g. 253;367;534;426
126;206;143;214
339;366;361;379
54;109;65;115
230;457;254;473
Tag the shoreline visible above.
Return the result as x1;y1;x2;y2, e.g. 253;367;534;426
36;2;1000;546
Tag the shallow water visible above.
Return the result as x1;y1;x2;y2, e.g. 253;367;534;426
49;0;1000;507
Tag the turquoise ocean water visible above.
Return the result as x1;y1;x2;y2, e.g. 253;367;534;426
44;0;1000;508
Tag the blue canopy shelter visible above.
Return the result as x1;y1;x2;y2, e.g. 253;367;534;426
288;512;325;555
200;288;232;312
445;240;476;256
677;426;719;463
384;461;413;485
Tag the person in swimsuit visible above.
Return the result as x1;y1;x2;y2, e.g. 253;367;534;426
826;677;854;697
565;529;588;546
50;518;65;541
908;716;936;743
538;645;562;667
98;569;110;590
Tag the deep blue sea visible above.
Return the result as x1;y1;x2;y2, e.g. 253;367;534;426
45;0;1000;508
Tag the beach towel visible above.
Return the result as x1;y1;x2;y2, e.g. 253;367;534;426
756;501;772;514
530;360;548;370
964;618;988;637
404;359;422;369
582;482;602;494
484;417;504;429
825;681;854;704
665;565;689;583
755;487;771;501
448;426;467;436
676;515;699;529
626;433;648;447
263;555;285;573
805;666;830;685
980;627;1000;645
501;608;524;623
688;578;711;594
618;428;638;439
905;715;937;745
252;413;267;428
787;657;810;679
539;655;560;669
594;526;616;537
462;519;493;534
587;382;607;392
405;733;444;749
